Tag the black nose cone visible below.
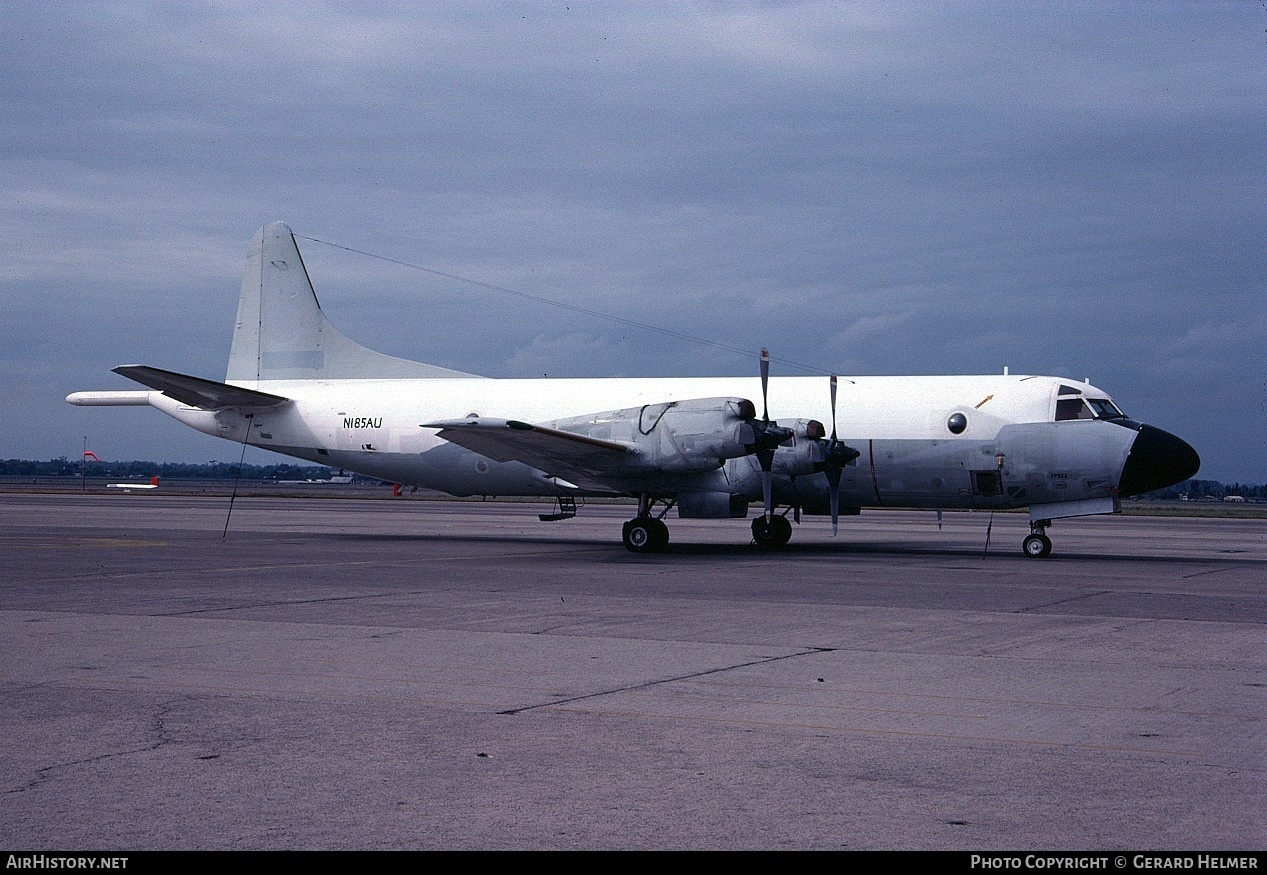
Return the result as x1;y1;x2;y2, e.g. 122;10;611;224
1118;425;1200;497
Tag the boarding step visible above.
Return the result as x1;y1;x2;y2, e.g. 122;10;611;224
539;495;579;522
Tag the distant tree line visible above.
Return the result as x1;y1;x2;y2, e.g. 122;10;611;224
1;458;335;480
3;460;1262;498
1142;479;1265;500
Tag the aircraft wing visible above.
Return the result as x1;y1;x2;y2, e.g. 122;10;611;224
424;418;633;487
113;365;289;409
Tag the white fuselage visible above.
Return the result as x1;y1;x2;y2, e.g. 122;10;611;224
134;372;1136;518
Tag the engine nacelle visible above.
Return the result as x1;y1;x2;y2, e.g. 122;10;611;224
677;491;750;519
545;397;761;473
771;419;828;476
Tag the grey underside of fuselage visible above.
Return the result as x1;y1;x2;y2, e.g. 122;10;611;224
259;419;1130;513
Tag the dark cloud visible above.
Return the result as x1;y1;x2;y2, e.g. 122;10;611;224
1;2;1262;480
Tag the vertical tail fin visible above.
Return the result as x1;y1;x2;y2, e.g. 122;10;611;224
226;222;475;383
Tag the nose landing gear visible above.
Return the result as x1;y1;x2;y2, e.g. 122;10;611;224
1023;520;1053;558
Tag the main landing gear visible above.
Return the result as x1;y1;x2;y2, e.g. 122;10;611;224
751;514;792;548
1022;519;1053;558
622;516;669;553
622;512;798;552
621;495;802;553
622;494;672;553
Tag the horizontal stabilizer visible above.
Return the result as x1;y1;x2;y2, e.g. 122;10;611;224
424;418;631;484
114;365;289;410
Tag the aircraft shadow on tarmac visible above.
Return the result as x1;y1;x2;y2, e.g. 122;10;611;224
310;527;1227;566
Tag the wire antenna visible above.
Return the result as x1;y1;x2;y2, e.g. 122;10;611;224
297;234;829;376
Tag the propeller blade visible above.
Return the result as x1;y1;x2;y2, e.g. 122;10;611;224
759;348;770;422
830;374;838;440
759;348;772;521
821;373;855;536
828;466;842;536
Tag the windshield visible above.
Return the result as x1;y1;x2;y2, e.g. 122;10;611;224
1055;396;1126;421
1086;398;1125;419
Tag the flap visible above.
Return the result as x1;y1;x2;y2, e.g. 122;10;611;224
424;417;632;485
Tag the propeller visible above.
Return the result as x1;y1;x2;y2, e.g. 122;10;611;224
817;374;861;535
744;348;792;524
743;352;854;534
759;349;773;523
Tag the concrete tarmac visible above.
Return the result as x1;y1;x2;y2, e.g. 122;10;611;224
1;493;1264;850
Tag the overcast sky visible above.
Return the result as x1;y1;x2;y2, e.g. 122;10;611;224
2;2;1263;482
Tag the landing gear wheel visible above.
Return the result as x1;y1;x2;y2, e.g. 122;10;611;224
649;518;669;549
752;515;793;548
623;518;668;553
772;515;792;546
1022;533;1052;558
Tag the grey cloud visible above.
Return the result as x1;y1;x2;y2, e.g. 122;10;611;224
1;2;1262;479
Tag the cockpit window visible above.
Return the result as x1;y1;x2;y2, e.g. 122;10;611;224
1086;398;1124;419
1058;384;1082;396
1055;395;1126;421
1055;398;1093;421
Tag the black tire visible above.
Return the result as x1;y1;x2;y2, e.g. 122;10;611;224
752;516;789;548
649;518;670;550
623;518;666;553
772;515;793;546
1022;533;1052;558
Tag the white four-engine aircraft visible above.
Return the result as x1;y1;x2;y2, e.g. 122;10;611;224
68;222;1200;556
